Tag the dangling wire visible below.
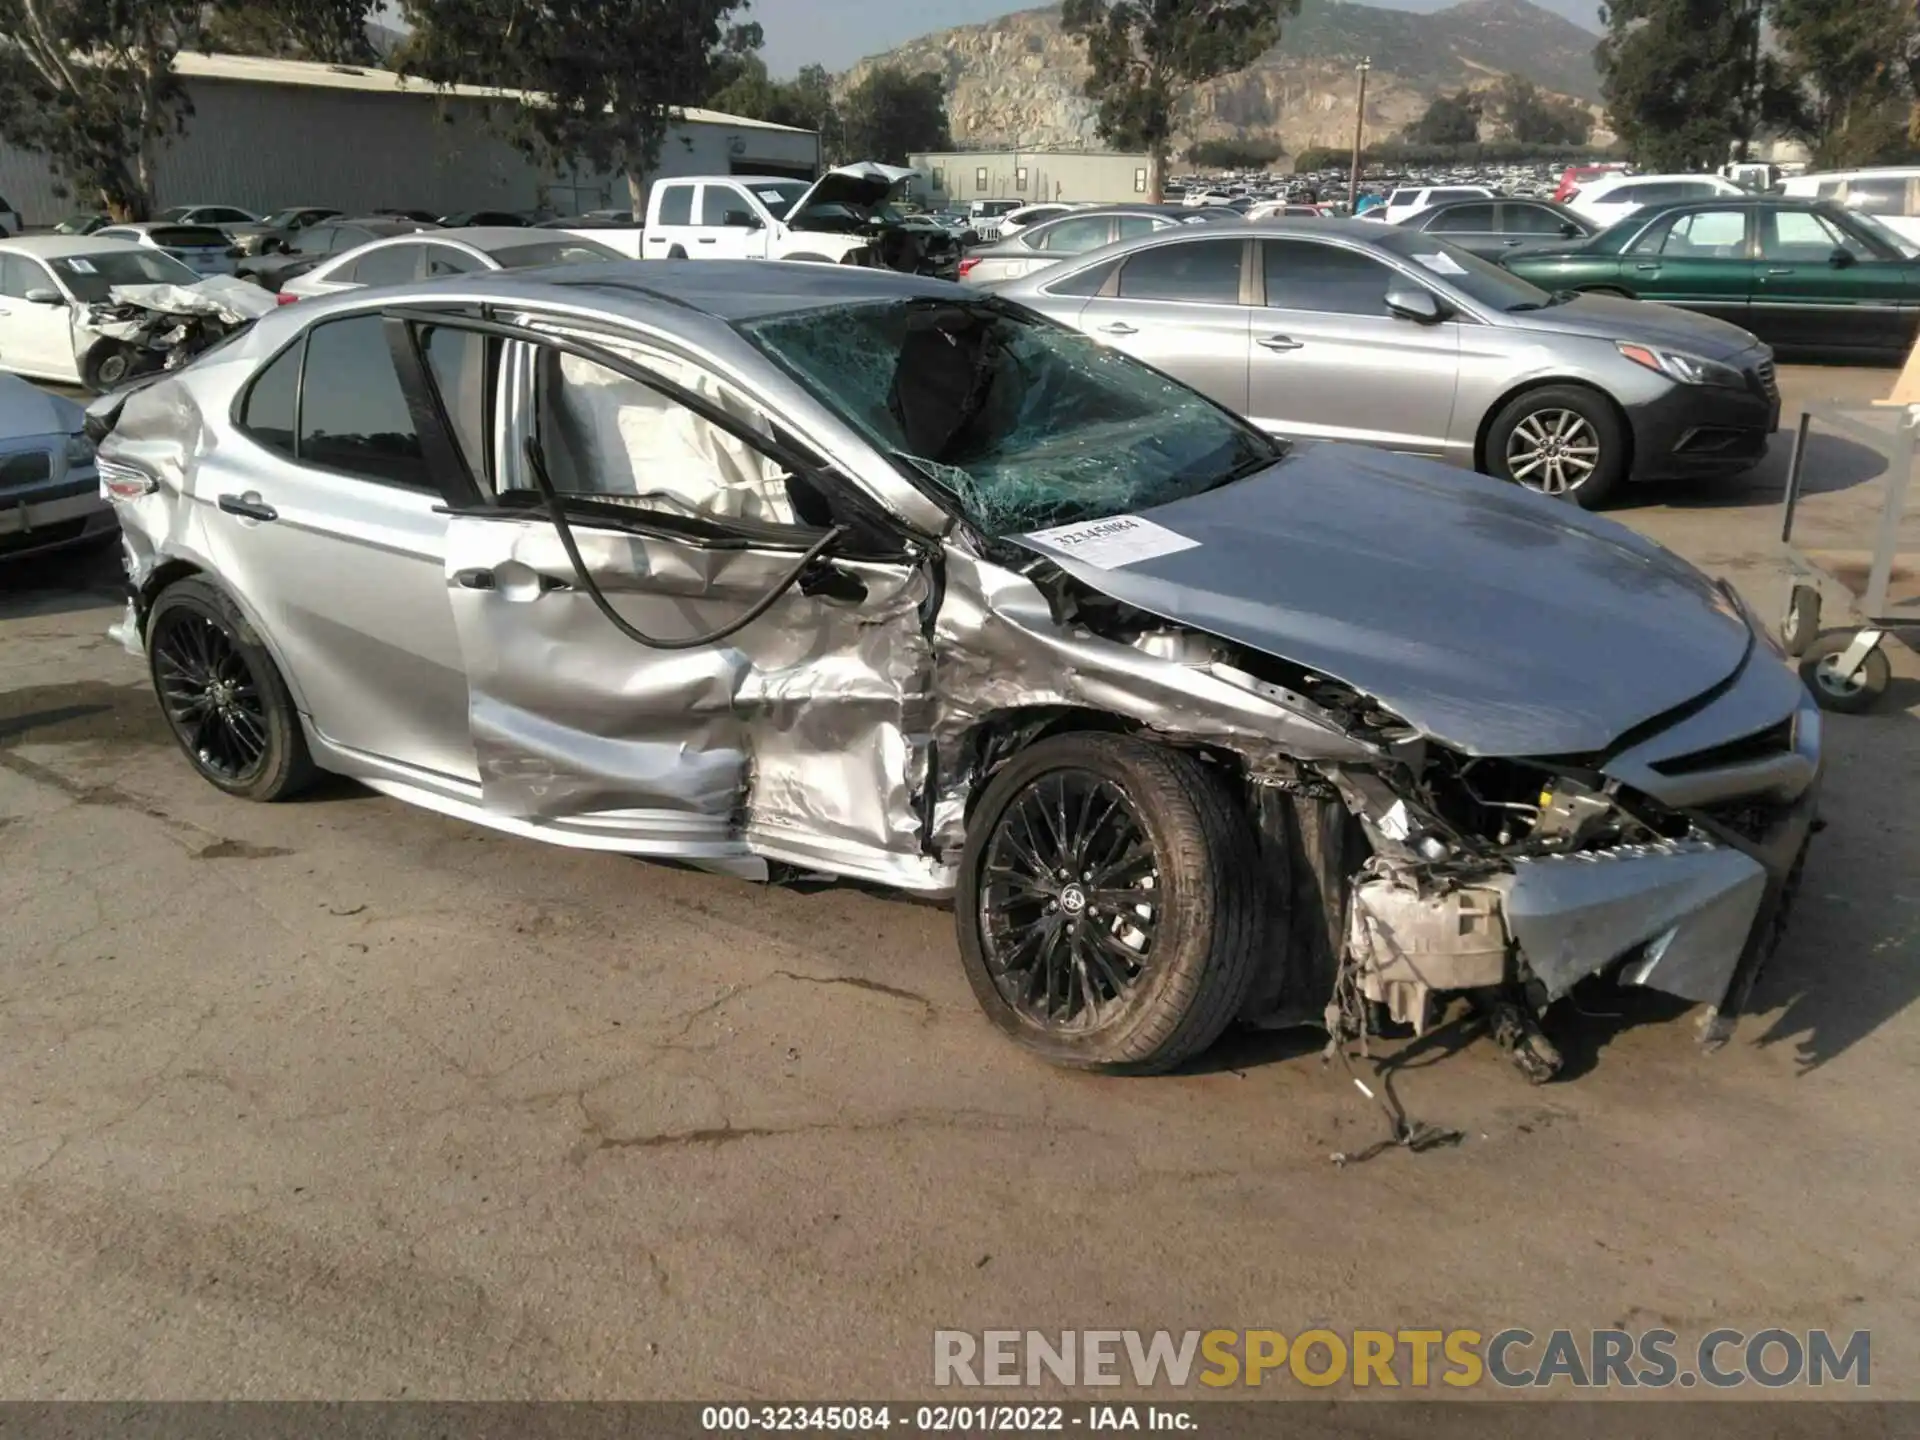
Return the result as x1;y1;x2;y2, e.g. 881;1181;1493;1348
520;437;847;653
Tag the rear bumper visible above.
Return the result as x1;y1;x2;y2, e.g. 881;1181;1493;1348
1626;371;1779;481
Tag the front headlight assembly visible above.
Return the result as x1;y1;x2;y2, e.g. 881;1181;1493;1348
1616;341;1747;388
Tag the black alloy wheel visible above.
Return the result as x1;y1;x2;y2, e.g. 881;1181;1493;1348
978;770;1159;1032
151;604;271;784
145;577;315;800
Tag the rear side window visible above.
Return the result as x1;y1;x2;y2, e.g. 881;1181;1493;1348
656;184;694;226
1035;216;1113;252
1116;238;1242;303
424;244;483;276
1387;190;1417;206
346;244;421;285
297;315;429;487
150;226;228;248
1842;178;1913;216
239;342;300;457
1429;189;1485;204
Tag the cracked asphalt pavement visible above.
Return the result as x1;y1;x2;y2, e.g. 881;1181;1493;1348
2;366;1918;1399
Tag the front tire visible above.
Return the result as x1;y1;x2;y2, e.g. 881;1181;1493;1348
146;578;315;801
1485;384;1627;509
82;343;138;394
955;732;1263;1073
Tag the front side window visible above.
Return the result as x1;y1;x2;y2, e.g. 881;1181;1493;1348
425;244;484;276
0;254;54;299
488;239;622;269
527;343;797;526
1263;240;1396;315
297;315;428;487
1762;209;1870;262
1503;203;1573;235
738;298;1278;537
1115;238;1242;303
1841;178;1911;216
699;185;750;226
294;226;338;255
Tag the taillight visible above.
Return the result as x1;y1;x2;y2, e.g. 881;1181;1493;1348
957;257;980;278
276;291;299;305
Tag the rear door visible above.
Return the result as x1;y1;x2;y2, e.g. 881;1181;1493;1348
1070;235;1251;413
1753;206;1908;356
1421;201;1501;257
1619;207;1755;327
1249;236;1459;456
205;310;482;784
405;312;934;869
644;180;702;259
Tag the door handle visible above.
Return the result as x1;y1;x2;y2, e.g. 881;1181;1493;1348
696;237;717;244
217;492;277;522
1257;335;1304;352
1634;262;1660;271
1096;322;1138;336
1763;267;1794;276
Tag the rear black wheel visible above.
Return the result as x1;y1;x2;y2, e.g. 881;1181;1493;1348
956;732;1263;1073
147;577;315;800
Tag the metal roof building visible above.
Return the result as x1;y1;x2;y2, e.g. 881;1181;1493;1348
0;52;821;226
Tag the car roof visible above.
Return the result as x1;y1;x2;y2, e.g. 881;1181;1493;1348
330;217;440;234
0;234;150;257
372;226;551;250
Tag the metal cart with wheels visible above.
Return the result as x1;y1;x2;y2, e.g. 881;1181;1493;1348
1778;400;1919;713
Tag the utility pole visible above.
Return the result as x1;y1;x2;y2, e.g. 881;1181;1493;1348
1348;57;1371;214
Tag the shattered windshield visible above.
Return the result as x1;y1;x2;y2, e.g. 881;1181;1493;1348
738;298;1282;536
49;251;200;302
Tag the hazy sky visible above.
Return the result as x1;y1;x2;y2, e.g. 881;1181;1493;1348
754;0;1606;75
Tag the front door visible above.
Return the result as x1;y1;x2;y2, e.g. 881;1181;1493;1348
1249;237;1461;458
1619;207;1755;330
698;183;771;259
1070;235;1251;415
410;317;934;870
206;310;479;784
0;255;80;382
1752;206;1911;358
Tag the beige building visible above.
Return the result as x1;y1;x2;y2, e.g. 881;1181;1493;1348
0;52;821;225
910;149;1154;206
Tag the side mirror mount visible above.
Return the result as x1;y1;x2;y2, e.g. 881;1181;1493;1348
1560;221;1582;237
724;210;762;230
23;287;63;305
1829;247;1856;269
1385;282;1445;325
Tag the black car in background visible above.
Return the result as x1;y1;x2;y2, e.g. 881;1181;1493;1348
1393;197;1599;259
234;216;438;290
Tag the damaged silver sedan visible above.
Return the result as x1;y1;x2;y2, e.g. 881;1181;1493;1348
92;261;1821;1076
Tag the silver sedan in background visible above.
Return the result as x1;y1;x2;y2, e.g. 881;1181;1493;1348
962;205;1240;287
997;219;1780;507
279;227;626;299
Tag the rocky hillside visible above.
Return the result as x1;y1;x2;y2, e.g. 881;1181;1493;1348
840;0;1604;154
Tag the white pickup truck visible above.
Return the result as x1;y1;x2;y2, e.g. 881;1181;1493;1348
635;162;961;278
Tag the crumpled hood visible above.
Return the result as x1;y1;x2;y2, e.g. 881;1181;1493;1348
1504;292;1761;359
0;374;78;439
787;162;919;221
1015;444;1753;757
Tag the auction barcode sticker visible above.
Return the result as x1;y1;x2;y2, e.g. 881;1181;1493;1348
1025;514;1199;569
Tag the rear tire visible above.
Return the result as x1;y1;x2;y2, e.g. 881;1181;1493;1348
1485;384;1627;509
146;578;315;801
955;732;1263;1073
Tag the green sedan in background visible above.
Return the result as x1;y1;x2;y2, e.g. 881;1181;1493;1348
1502;196;1920;363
